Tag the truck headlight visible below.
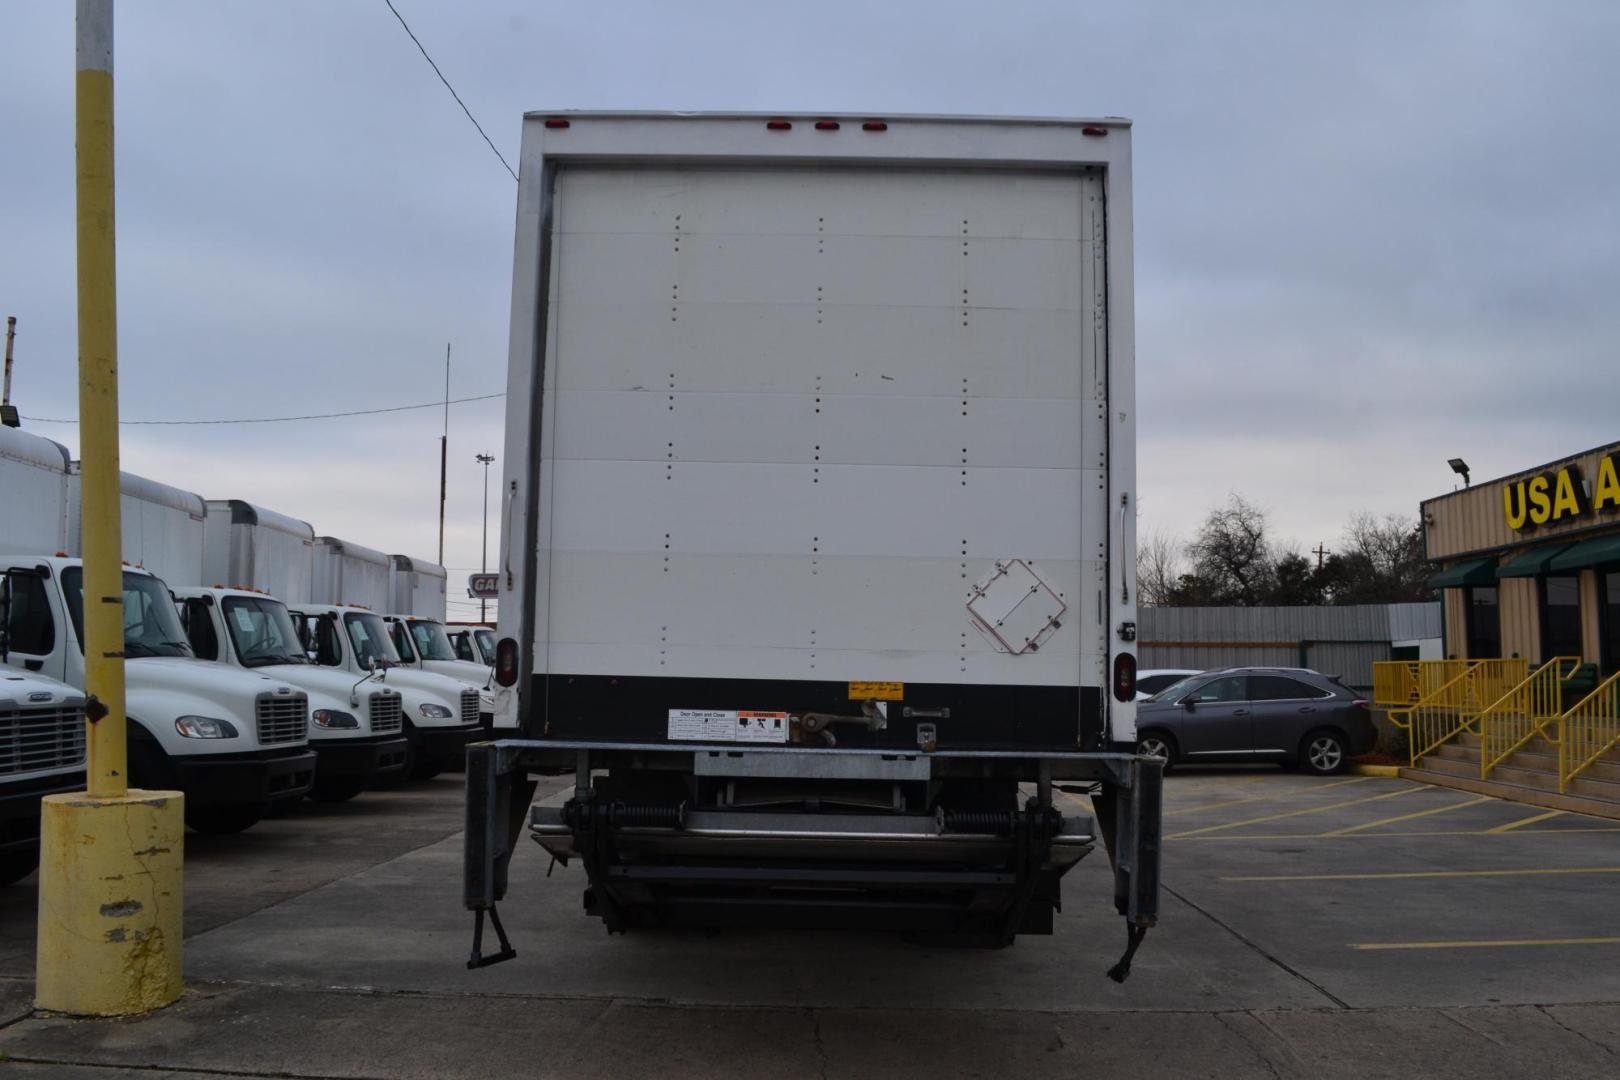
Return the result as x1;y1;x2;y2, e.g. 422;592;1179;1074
312;709;359;729
418;702;453;719
175;716;239;739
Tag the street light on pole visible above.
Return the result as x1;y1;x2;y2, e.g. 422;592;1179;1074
476;453;495;621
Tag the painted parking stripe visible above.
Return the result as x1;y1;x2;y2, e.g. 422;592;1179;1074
1485;809;1566;833
1163;776;1376;818
1223;866;1620;882
1171;825;1620;841
1321;794;1496;836
1352;937;1620;951
1165;784;1422;839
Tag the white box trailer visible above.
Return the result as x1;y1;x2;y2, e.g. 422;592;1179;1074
0;426;72;557
311;536;392;611
68;467;206;587
202;500;315;603
466;113;1158;977
387;555;447;621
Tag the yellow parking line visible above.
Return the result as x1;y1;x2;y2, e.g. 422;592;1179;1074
1165;784;1421;839
1486;809;1565;833
1352;937;1620;951
1223;866;1620;883
1322;794;1496;836
1171;826;1620;841
1164;775;1374;818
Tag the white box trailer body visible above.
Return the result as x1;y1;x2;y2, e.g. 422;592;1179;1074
388;555;447;621
203;500;315;603
311;536;392;611
0;426;72;557
467;113;1156;965
68;467;206;587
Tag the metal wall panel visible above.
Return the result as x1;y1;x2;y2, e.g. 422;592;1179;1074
1425;441;1620;560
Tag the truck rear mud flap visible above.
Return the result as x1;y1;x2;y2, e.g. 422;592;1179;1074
465;740;1161;979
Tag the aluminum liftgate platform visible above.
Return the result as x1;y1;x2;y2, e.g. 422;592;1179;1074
464;739;1162;980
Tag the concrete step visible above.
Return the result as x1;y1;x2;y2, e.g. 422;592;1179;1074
1414;754;1484;780
1431;742;1479;763
1400;766;1620;822
1569;773;1620;803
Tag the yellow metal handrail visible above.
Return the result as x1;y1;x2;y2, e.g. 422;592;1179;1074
1559;671;1620;793
1388;659;1529;766
1480;657;1583;781
1372;660;1478;706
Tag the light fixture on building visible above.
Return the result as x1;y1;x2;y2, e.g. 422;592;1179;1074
1448;458;1471;487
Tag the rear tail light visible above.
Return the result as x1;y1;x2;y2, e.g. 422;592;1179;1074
1113;653;1137;702
495;638;520;687
765;119;792;131
544;117;571;129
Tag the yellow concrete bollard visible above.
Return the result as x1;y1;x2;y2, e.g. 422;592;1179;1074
34;790;184;1015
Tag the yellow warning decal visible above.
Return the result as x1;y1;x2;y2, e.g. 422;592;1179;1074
848;681;904;701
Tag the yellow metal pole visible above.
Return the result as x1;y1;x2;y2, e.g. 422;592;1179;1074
36;0;184;1016
75;0;127;798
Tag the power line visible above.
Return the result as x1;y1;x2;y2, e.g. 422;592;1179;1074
382;0;518;183
22;392;504;427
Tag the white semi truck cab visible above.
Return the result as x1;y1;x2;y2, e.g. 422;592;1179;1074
383;615;495;705
465;113;1160;980
0;556;316;833
446;624;495;666
0;669;86;886
289;603;482;779
175;587;409;800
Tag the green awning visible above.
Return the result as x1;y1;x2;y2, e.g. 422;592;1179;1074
1548;534;1620;573
1426;557;1499;589
1496;544;1574;578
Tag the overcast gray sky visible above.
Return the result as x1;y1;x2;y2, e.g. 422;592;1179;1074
3;1;1617;606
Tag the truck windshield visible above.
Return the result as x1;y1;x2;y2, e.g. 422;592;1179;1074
408;620;458;661
474;629;495;662
62;568;194;659
221;596;308;667
344;611;400;669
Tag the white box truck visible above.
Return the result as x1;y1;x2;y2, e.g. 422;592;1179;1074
69;467;207;587
388;555;448;621
466;113;1159;979
203;500;315;604
0;425;72;556
0;669;86;886
311;536;392;611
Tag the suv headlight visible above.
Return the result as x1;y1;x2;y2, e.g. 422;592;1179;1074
418;702;453;719
312;709;359;729
175;716;239;739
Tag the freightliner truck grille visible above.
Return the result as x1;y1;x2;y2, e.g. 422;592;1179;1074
255;692;309;745
369;691;403;735
0;706;87;775
460;689;479;726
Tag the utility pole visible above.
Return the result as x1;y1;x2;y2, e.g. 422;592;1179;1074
1;316;18;427
1312;542;1329;570
38;0;183;1017
477;452;495;621
438;343;449;565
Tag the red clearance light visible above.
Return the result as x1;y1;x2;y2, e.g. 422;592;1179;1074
495;637;520;687
814;119;840;131
1113;652;1137;703
766;119;792;131
544;117;570;129
862;120;888;132
1082;125;1108;137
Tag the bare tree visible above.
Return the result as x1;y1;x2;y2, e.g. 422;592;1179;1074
1325;512;1432;603
1184;494;1277;606
1136;527;1183;607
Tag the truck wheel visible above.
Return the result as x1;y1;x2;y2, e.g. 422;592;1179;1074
1298;729;1348;776
187;805;264;835
0;851;39;887
1136;731;1178;772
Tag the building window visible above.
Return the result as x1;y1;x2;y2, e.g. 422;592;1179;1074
1465;586;1501;659
1602;571;1620;674
1540;575;1583;661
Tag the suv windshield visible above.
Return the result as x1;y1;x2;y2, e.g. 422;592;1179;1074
344;611;400;669
408;619;458;661
62;568;194;659
221;595;308;667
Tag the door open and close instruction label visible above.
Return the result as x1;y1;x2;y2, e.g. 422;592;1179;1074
667;709;790;744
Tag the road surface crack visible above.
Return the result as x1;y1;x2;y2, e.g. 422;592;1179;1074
1215;1012;1285;1080
809;1007;829;1080
1536;1005;1619;1058
1164;883;1350;1008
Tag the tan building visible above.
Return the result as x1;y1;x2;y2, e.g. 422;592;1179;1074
1424;440;1620;669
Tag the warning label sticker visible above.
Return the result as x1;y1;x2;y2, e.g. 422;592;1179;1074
848;681;904;701
667;709;790;744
